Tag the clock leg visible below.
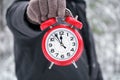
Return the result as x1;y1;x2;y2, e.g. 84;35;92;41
48;62;54;69
72;61;78;68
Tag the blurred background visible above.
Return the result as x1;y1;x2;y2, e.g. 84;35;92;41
0;0;120;80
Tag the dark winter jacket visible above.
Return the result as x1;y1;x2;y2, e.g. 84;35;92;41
6;0;103;80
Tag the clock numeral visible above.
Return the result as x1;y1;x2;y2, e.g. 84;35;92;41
70;37;74;41
49;43;53;47
61;55;64;59
59;31;64;35
72;42;75;46
51;49;55;53
71;48;75;52
67;52;71;56
55;53;59;57
50;38;54;41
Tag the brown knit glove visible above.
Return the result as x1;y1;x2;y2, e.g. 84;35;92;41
27;0;72;24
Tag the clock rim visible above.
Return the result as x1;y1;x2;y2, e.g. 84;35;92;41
42;25;84;66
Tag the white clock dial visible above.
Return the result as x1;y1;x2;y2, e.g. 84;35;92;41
45;28;78;61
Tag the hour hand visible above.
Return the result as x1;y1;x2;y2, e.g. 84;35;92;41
61;43;66;49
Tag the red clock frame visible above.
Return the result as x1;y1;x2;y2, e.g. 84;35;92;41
42;25;84;66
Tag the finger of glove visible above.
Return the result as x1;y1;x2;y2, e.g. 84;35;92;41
65;8;73;17
39;0;48;22
27;0;41;24
57;0;66;18
48;0;57;18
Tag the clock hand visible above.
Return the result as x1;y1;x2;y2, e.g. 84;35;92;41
54;34;61;43
60;35;66;49
54;34;66;49
61;43;66;49
60;35;63;43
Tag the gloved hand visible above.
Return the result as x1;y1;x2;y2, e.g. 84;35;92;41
27;0;72;24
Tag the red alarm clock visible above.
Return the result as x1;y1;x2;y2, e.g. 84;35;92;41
40;16;84;69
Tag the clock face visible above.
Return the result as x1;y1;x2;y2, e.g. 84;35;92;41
42;25;83;66
46;28;78;61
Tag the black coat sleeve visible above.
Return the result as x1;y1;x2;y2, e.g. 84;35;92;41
6;1;41;40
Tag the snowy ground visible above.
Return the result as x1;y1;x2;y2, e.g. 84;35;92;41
0;0;120;80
